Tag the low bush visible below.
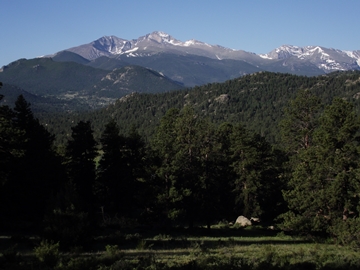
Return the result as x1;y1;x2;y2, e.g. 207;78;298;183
330;218;360;248
43;208;93;250
34;240;60;268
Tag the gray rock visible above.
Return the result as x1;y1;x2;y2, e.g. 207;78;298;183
235;215;252;227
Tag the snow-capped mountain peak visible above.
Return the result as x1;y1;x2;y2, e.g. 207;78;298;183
261;45;360;72
93;35;128;54
265;45;304;59
345;50;360;66
145;31;172;43
61;31;360;74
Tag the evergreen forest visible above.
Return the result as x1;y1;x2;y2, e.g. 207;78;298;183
2;71;360;269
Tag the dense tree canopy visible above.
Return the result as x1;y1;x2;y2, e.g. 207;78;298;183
2;72;360;248
0;95;63;223
281;96;360;240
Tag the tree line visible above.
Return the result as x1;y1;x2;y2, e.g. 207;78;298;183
1;84;360;247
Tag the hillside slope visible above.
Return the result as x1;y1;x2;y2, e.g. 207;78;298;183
0;58;184;111
40;71;360;145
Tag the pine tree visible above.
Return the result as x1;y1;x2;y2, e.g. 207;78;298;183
282;97;360;233
123;126;148;217
230;125;283;220
315;98;360;221
66;120;98;212
96;119;126;214
152;107;234;227
230;124;256;217
280;89;321;154
96;120;147;218
172;106;203;227
151;108;182;224
0;95;19;187
197;120;232;228
0;84;23;195
1;95;62;223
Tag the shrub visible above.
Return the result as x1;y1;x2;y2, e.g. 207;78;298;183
43;208;93;249
136;239;153;250
34;240;60;268
330;218;360;247
104;245;119;257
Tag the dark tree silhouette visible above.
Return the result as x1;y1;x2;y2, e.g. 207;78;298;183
65;120;98;212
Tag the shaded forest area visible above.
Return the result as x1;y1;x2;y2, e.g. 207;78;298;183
2;71;360;268
2;71;360;253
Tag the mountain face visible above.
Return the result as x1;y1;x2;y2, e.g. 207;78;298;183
65;31;259;62
261;45;360;72
62;31;360;75
0;58;183;111
1;31;359;113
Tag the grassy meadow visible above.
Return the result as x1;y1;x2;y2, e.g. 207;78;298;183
1;224;360;269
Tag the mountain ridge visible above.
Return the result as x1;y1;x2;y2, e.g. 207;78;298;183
1;31;360;113
58;31;360;74
0;57;184;111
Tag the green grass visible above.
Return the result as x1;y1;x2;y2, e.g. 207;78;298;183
1;227;360;269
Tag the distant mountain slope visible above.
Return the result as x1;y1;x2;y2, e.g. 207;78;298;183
0;83;42;107
52;51;90;65
86;56;129;70
0;83;74;112
0;58;105;96
0;58;183;111
116;53;262;86
260;57;325;76
94;65;184;97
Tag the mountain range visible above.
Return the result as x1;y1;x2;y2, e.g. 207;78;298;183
62;31;360;75
1;31;359;112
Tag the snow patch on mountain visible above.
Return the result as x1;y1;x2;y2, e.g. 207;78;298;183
125;47;138;53
184;40;211;47
259;54;272;59
262;45;360;72
345;51;360;66
62;31;360;74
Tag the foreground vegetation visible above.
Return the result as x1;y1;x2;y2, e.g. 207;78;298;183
2;226;360;269
2;71;360;268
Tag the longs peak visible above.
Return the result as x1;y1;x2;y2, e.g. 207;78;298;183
58;31;360;74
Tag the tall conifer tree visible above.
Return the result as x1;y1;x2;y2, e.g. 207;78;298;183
1;95;61;222
66;120;97;212
282;96;360;234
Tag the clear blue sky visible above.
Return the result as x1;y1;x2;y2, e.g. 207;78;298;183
1;0;359;67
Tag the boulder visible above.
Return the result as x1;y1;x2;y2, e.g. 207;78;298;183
235;215;252;227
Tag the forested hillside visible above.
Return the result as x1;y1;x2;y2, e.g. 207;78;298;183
0;58;184;111
2;78;360;250
3;71;360;268
41;71;360;145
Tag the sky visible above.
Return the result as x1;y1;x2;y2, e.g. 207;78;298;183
1;0;359;67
